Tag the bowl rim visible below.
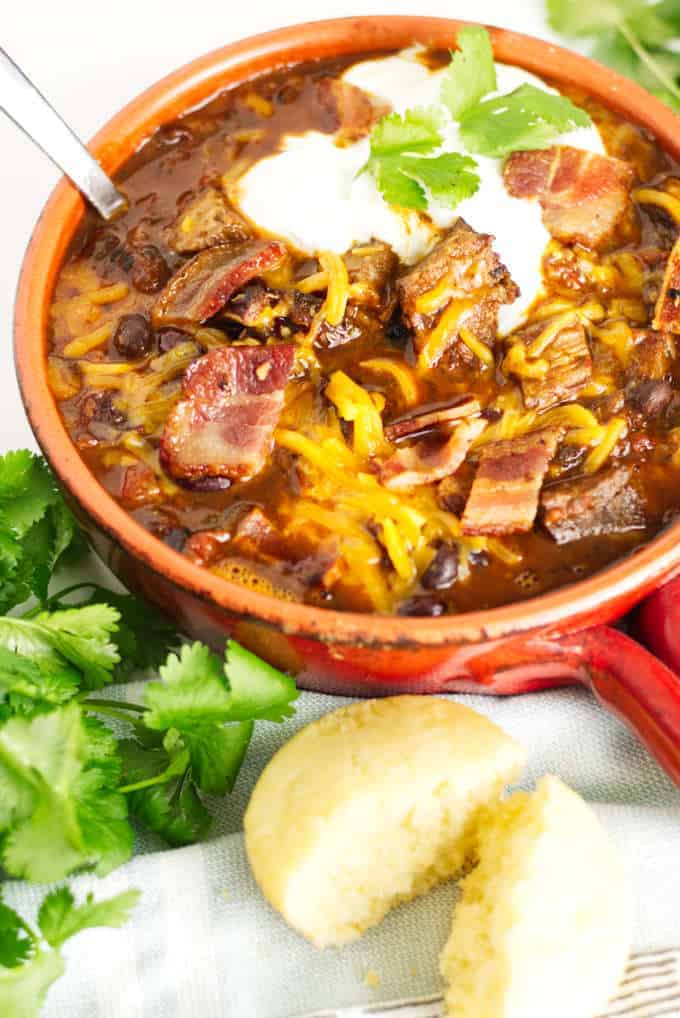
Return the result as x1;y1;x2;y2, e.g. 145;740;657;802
14;15;680;649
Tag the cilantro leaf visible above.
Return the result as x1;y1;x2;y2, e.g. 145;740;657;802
367;106;443;159
0;887;139;1017
0;605;120;691
100;591;178;676
546;0;642;34
547;0;680;112
0;452;83;612
0;948;65;1018
143;643;233;730
38;887;140;949
118;740;211;846
654;0;680;33
363;107;475;212
440;25;497;118
459;83;591;157
183;720;253;795
0;902;34;968
0;453;56;541
55;586;179;678
223;640;299;722
373;158;429;210
399;153;480;210
0;647;79;715
0;704;132;881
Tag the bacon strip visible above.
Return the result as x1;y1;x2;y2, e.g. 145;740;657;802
385;396;480;441
380;418;486;491
504;147;633;249
461;427;562;535
160;344;294;487
152;240;288;327
653;236;680;333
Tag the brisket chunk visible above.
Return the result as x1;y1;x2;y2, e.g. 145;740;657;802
152;240;288;327
503;146;633;249
509;318;592;410
396;218;518;365
169;188;252;253
344;242;398;317
626;328;675;381
160;344;294;487
461;427;562;535
541;466;646;544
626;379;674;419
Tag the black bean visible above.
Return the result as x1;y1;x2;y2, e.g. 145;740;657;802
130;245;170;294
113;314;154;359
421;545;459;590
468;550;490;568
398;597;446;618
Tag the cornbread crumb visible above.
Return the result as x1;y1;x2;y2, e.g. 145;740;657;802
440;775;632;1018
244;696;525;948
364;968;381;988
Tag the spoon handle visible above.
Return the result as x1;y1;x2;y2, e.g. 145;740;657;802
0;46;127;220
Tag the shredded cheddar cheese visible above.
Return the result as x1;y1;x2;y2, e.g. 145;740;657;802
459;327;494;367
318;252;350;327
63;323;115;358
325;371;385;459
360;358;421;407
87;282;129;305
418;299;475;371
583;418;627;474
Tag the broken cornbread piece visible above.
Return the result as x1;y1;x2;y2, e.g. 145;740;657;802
244;696;526;948
440;775;632;1018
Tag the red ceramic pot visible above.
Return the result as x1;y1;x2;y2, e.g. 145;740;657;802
13;17;680;784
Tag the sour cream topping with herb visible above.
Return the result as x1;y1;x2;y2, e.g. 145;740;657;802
236;47;604;333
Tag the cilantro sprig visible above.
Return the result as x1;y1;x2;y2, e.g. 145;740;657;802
547;0;680;112
0;887;139;1017
459;84;591;157
364;25;594;212
0;448;300;1014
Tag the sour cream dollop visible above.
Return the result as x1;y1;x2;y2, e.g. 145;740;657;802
236;50;604;334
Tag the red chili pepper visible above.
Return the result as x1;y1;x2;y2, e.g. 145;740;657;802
634;574;680;676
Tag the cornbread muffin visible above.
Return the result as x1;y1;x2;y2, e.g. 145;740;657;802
244;696;526;947
440;775;632;1018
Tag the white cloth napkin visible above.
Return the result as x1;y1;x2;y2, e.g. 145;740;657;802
5;683;680;1018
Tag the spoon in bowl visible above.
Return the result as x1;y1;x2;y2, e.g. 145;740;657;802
0;45;127;220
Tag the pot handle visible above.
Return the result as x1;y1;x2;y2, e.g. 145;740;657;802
561;626;680;788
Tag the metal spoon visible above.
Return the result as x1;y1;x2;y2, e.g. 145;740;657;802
0;45;127;220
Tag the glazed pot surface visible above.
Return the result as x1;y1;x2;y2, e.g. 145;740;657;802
14;17;680;684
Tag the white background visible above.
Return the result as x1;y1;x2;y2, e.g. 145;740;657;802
0;0;563;453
